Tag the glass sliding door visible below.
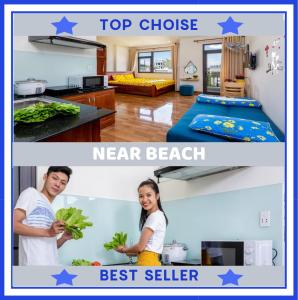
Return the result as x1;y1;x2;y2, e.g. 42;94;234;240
203;44;222;94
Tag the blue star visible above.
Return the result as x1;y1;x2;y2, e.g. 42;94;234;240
51;269;78;286
218;17;243;34
218;269;243;286
51;16;77;35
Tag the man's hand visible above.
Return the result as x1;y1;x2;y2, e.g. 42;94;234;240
61;230;72;241
57;230;72;248
48;220;65;237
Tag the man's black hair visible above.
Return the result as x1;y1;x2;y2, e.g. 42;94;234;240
47;166;72;181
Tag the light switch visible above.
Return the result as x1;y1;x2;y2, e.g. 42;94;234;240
260;210;271;227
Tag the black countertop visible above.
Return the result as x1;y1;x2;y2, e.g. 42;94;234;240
171;259;201;266
14;95;115;142
44;86;115;97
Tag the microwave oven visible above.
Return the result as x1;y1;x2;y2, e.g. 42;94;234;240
68;75;108;89
201;240;272;266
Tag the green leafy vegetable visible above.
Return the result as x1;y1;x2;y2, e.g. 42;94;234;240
104;232;127;251
14;102;80;123
55;207;93;240
72;259;92;266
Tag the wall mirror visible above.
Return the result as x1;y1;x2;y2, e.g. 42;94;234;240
184;61;197;75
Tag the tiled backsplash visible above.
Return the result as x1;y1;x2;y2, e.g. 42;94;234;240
54;183;283;266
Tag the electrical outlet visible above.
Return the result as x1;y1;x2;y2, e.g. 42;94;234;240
260;210;271;227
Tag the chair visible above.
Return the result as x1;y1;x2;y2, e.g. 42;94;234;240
223;82;245;98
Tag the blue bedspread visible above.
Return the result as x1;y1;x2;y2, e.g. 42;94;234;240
166;101;285;142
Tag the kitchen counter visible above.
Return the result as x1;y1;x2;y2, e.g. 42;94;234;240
45;86;116;130
171;259;201;266
44;86;115;97
14;95;115;142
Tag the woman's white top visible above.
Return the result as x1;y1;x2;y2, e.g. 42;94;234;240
143;210;166;254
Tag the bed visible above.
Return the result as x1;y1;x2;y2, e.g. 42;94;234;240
166;99;285;142
107;71;175;97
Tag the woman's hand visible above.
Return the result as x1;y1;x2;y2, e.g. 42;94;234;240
115;245;127;253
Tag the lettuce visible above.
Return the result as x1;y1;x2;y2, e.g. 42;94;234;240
104;232;127;251
55;207;93;240
71;259;92;266
14;102;80;123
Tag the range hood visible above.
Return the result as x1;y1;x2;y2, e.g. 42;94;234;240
154;166;245;181
28;36;106;49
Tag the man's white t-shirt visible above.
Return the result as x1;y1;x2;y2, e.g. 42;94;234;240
14;187;58;266
143;210;166;254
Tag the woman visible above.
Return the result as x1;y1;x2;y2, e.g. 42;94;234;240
115;179;168;266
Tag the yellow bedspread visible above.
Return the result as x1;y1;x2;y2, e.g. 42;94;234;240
109;77;175;90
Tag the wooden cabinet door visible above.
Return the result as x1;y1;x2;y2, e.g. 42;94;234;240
92;90;115;129
93;89;115;110
61;89;115;129
62;93;94;106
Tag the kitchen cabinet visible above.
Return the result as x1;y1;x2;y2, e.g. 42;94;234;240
44;121;101;142
61;88;115;129
14;96;114;142
97;48;106;75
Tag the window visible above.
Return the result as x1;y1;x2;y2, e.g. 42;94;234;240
138;50;172;73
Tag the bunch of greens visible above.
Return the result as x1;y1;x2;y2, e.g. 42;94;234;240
104;232;127;251
14;102;80;123
55;207;93;240
71;259;92;266
71;259;101;266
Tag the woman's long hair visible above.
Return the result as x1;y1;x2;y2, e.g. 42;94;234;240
138;178;168;231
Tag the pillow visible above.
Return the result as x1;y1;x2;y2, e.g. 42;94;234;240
124;73;134;80
197;94;262;108
112;74;126;81
189;114;279;142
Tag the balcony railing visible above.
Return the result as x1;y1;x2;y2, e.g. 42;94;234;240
207;71;221;88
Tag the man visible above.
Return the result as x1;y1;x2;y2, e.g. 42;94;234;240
14;166;73;266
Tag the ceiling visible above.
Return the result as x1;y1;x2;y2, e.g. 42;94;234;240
96;36;181;47
96;35;223;48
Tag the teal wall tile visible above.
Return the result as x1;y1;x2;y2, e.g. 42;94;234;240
14;50;96;86
163;184;284;266
52;196;140;266
53;184;284;266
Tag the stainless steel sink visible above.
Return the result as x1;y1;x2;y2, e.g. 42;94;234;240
14;98;53;110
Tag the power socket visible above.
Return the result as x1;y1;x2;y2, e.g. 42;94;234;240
260;210;271;227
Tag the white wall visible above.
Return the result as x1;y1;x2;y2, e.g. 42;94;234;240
159;167;284;201
37;166;158;201
178;37;222;92
115;46;129;71
37;166;283;202
96;37;129;72
245;36;285;133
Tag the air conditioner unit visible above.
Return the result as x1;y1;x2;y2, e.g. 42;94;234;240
154;166;245;181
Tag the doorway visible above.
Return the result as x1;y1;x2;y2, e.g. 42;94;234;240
203;44;222;95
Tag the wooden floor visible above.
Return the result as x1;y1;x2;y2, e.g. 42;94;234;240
101;91;195;142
